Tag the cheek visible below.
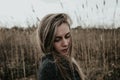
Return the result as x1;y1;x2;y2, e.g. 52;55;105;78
68;38;71;45
53;43;61;50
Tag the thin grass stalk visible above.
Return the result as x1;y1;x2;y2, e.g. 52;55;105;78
21;47;26;78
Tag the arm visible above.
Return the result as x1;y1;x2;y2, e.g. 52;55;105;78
38;60;57;80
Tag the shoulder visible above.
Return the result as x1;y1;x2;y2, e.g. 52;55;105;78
41;56;56;71
38;54;57;80
41;54;55;68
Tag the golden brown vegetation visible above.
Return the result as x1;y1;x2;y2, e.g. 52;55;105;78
0;26;120;80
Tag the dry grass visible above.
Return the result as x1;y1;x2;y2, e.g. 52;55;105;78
0;26;120;80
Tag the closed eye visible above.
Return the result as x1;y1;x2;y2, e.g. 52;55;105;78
54;37;62;42
54;32;71;42
65;32;71;39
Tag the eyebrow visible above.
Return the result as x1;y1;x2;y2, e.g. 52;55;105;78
55;32;70;38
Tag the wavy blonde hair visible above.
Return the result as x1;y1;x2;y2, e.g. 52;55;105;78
37;13;85;80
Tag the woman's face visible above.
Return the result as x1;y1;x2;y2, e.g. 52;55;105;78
53;23;71;56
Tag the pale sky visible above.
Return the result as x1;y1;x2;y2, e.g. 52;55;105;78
0;0;120;28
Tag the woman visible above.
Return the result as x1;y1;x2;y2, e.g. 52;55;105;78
37;13;85;80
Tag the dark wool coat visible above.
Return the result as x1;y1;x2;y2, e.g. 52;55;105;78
38;54;81;80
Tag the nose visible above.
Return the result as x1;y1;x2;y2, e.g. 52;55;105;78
62;38;69;47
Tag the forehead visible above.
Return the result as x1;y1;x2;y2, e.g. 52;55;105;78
55;23;70;36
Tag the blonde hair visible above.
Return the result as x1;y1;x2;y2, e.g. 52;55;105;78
37;13;72;54
37;13;85;80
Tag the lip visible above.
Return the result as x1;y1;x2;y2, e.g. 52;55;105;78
61;48;68;53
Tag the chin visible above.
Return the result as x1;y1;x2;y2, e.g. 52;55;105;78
61;52;68;56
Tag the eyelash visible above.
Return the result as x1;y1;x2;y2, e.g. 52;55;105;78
65;34;71;39
54;38;61;42
54;34;71;42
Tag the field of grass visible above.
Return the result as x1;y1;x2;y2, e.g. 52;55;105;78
0;26;120;80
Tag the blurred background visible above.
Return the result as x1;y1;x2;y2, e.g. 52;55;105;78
0;0;120;28
0;0;120;80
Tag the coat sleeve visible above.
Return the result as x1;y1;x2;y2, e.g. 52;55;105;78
38;60;57;80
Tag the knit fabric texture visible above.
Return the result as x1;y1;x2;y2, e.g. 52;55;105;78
38;54;81;80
